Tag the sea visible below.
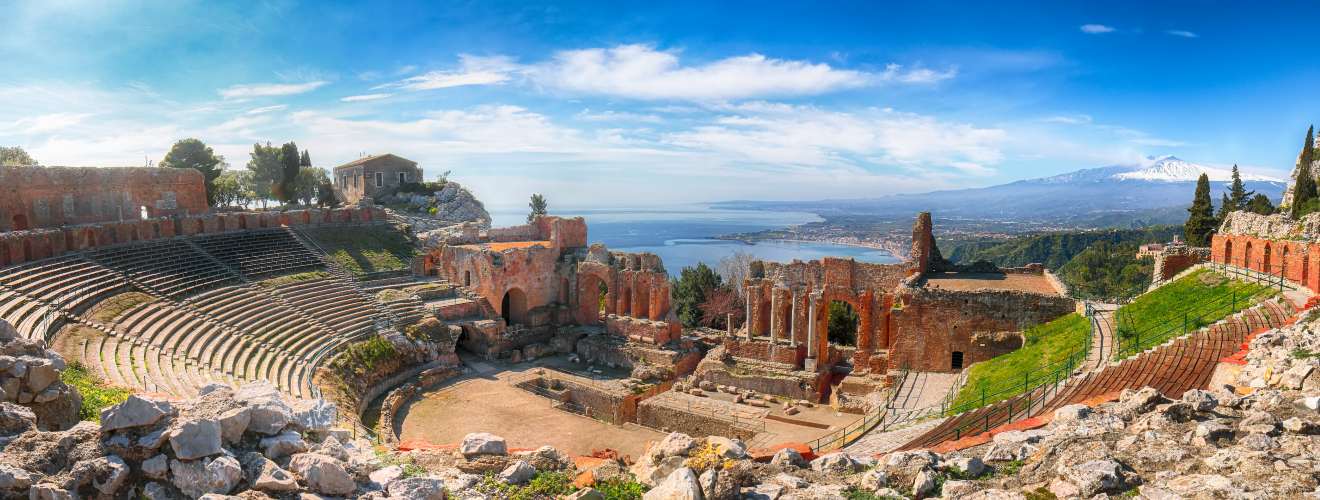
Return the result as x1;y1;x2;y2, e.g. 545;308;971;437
489;205;898;276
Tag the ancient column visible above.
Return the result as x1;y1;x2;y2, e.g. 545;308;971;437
770;289;780;343
789;289;798;347
806;293;818;357
744;286;753;340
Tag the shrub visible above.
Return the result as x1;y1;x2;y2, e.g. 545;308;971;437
595;478;647;500
61;361;133;421
476;471;575;500
332;336;397;375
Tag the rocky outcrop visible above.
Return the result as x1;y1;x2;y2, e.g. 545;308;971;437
385;180;491;227
0;320;80;431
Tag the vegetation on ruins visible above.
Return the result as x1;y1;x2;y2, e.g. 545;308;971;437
950;313;1090;410
1183;173;1217;246
258;271;330;288
477;471;577;499
1056;241;1152;301
278;141;302;203
594;478;648;499
61;361;132;421
212;170;255;208
293;166;330;206
828;300;860;346
673;262;723;327
0;146;37;166
303;225;417;276
528;193;549;222
160;138;226;206
330;336;398;376
1112;269;1276;358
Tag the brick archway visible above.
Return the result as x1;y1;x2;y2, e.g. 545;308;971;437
577;272;611;325
11;214;28;231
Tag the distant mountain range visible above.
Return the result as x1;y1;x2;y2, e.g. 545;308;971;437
714;156;1286;227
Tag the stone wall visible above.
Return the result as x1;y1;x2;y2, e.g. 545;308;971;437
1210;231;1320;293
0;206;385;267
0;165;208;232
636;393;760;441
1152;246;1211;283
887;286;1074;372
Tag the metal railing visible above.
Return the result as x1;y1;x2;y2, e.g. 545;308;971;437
806;369;915;452
1209;261;1295;293
1110;276;1277;360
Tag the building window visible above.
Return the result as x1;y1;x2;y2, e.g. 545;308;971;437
951;351;964;370
398;172;407;184
375;172;384;188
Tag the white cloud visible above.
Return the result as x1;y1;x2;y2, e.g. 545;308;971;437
878;63;957;84
531;44;872;101
575;109;664;123
13;112;94;133
1165;30;1199;38
218;81;327;100
1043;114;1093;125
245;105;287;115
1080;24;1116;34
341;93;392;102
377;55;516;91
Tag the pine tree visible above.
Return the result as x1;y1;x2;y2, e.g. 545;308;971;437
1184;173;1217;246
1216;193;1233;221
300;150;312;167
527;193;548;223
1227;164;1253;211
1293;159;1319;219
1304;125;1315;168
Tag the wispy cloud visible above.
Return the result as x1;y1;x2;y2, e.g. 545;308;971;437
219;81;327;100
13;112;94;133
1080;24;1116;34
341;93;392;102
877;63;957;84
576;109;664;123
1165;30;1199;38
245;104;287;115
376;55;516;91
1043;114;1093;125
531;44;875;101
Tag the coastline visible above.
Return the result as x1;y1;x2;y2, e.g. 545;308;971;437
714;235;909;260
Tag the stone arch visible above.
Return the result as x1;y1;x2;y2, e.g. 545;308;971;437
1282;246;1290;277
301;211;311;225
1244;241;1253;270
825;299;860;347
577;272;611;325
618;286;632;318
1224;239;1233;266
635;280;650;319
238;215;248;230
501;287;528;326
11;214;28;231
951;351;965;370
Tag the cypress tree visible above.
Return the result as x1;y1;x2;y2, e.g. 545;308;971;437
300;150;312;167
1184;173;1216;246
1292;159;1318;218
1215;193;1232;221
1304;125;1315;167
278;142;300;203
1228;164;1252;210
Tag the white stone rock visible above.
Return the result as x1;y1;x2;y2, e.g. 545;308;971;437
289;453;356;496
169;418;223;460
29;484;74;500
216;407;251;444
912;468;937;498
261;431;309;459
1301;396;1320;411
769;448;807;468
1052;404;1091;423
499;460;536;485
948;456;986;478
142;454;169;480
369;465;403;489
0;463;31;491
93;455;130;495
704;436;747;459
459;432;507;457
941;479;979;498
810;452;861;473
643;467;703;500
289;399;337;433
170;456;242;498
100;395;174;431
1181;389;1219;412
246;399;293;435
859;469;889;491
388;477;447;499
243;453;301;493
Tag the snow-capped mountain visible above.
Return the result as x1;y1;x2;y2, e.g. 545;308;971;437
1112;155;1283;182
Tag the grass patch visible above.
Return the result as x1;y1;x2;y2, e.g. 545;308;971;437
1293;348;1320;360
259;271;330;288
476;471;575;500
950;313;1090;411
61;361;133;421
1112;269;1276;359
303;226;416;276
330;336;398;376
90;292;156;323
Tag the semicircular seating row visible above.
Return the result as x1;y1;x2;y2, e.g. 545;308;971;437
897;297;1295;451
0;228;422;399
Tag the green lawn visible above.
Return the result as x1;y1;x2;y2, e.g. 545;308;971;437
303;226;417;276
1112;268;1277;359
949;312;1091;411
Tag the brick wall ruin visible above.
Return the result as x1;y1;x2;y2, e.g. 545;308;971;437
0;206;385;267
0;166;208;232
1211;232;1319;293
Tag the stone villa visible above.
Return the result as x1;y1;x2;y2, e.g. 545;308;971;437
332;153;423;204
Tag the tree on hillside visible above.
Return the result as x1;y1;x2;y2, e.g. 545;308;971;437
1227;164;1253;211
716;250;756;298
698;285;743;330
1303;125;1316;169
1184;173;1217;246
672;263;722;328
1215;193;1233;221
160;138;226;206
317;180;338;208
300;150;312;167
277;142;301;204
245;142;282;208
1057;241;1151;301
0;146;37;166
527;193;548;222
1292;139;1319;219
1246;193;1276;215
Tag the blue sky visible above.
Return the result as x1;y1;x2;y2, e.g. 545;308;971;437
3;1;1318;209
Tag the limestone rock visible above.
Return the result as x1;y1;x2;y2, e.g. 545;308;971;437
1238;411;1281;435
100;395;174;431
704;436;746;459
1181;389;1219;412
93;455;130;495
810;452;862;474
170;456;243;498
1051;459;1126;497
941;480;979;498
459;432;507;457
388;477;447;499
644;467;703;500
241;452;301;493
0;463;31;492
566;488;605;500
948;456;985;478
169;418;224;460
143;454;169;480
770;448;807;468
289;453;356;496
288;399;337;433
368;465;403;489
141;482;182;500
499;460;536;484
260;431;309;459
859;468;888;491
29;484;74;500
246;400;293;436
217;407;251;444
1052;404;1090;423
0;401;36;436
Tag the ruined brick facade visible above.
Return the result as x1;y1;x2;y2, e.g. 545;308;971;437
1211;232;1320;293
0;166;208;232
0;206;384;267
427;216;681;345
